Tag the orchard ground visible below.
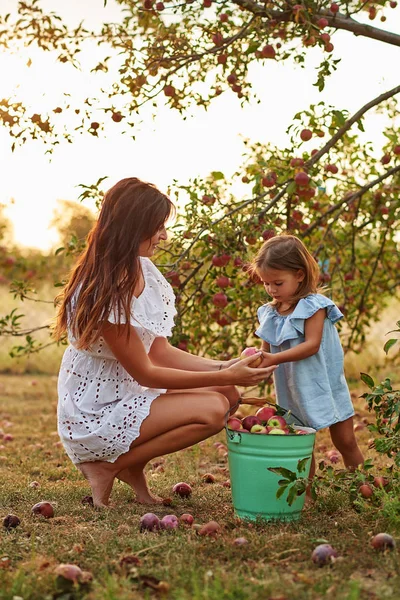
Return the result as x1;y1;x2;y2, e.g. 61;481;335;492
0;379;399;598
0;289;399;598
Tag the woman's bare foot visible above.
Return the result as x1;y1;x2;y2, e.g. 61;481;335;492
78;461;116;508
116;466;163;504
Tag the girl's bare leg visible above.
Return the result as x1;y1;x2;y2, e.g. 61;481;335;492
329;417;364;469
79;390;230;507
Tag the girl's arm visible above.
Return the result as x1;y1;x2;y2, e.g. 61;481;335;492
101;322;276;389
149;337;234;372
260;309;325;367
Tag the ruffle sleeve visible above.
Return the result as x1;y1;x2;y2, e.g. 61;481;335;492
255;294;343;345
107;257;177;337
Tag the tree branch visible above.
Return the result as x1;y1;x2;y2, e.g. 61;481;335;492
232;0;400;47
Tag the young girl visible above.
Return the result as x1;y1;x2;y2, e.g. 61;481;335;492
54;177;275;508
250;234;364;476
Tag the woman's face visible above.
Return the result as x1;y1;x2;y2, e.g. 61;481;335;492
139;224;168;257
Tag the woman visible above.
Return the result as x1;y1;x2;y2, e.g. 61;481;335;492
54;177;275;507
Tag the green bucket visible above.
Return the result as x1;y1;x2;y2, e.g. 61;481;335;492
226;425;316;522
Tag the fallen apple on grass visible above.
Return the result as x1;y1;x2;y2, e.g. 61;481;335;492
32;501;54;518
311;543;338;566
160;514;179;530
197;520;221;537
140;513;161;532
180;513;194;526
172;482;192;497
370;533;395;551
3;514;20;529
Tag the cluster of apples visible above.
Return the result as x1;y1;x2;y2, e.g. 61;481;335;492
228;405;308;436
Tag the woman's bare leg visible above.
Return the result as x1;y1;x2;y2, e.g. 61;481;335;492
116;385;240;501
79;390;230;507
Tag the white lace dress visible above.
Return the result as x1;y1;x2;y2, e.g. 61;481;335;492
57;257;177;464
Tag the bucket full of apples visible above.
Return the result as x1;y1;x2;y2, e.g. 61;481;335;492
225;372;316;522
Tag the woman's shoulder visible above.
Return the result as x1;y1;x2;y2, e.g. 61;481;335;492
293;294;343;323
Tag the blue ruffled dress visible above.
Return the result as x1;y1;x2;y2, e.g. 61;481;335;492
255;294;354;431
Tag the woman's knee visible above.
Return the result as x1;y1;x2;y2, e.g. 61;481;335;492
203;392;230;429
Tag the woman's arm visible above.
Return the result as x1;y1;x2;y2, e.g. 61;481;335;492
260;309;325;367
101;322;276;389
149;337;225;371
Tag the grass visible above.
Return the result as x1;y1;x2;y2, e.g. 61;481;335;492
0;375;399;600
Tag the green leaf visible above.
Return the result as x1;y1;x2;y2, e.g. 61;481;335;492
383;339;397;355
287;485;297;506
268;467;296;481
276;485;287;499
360;372;375;389
210;171;224;181
286;181;296;196
297;457;310;473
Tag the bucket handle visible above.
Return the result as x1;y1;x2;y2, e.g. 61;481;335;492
225;397;307;441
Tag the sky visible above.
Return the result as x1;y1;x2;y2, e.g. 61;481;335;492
0;0;399;249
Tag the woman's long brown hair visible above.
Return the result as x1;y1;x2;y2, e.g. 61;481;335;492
54;177;174;349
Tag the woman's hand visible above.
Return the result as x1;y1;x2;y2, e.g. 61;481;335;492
223;353;277;387
219;357;241;369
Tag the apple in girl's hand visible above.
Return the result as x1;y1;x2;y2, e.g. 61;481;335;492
255;406;277;424
240;347;262;367
250;424;268;434
267;415;287;430
241;415;261;431
227;417;243;431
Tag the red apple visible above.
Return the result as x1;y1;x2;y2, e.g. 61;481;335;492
240;347;262;367
198;521;221;536
295;171;310;186
373;476;389;488
300;128;312;141
371;533;395;551
172;482;192;497
359;484;373;498
32;502;54;518
180;513;194;526
255;406;277;424
160;514;179;530
140;513;161;532
227;417;243;431
55;563;83;583
212;292;228;308
216;276;231;288
311;544;338;566
241;415;261;431
267;415;287;429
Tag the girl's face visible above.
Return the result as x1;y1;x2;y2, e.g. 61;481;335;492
139;224;168;257
258;267;304;303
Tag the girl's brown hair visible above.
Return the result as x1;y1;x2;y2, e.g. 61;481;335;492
250;234;322;310
54;177;174;349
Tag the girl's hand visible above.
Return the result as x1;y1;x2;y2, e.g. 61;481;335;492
259;352;277;368
224;353;277;387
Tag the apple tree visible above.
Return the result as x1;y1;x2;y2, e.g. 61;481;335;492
0;0;399;361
